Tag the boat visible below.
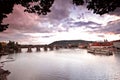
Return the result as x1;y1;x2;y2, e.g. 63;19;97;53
87;48;113;55
87;41;114;55
87;49;94;53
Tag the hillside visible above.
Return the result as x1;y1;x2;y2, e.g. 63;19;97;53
49;40;93;47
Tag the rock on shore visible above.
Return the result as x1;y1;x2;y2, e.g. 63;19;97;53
0;68;10;80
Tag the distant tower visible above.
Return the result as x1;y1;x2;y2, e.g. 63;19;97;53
104;39;108;42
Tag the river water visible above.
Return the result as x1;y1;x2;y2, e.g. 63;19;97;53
0;48;120;80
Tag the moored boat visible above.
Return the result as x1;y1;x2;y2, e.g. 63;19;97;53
87;41;114;55
87;48;113;55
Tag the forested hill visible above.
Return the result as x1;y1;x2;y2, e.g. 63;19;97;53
49;40;93;46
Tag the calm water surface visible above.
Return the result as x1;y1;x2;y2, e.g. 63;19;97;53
0;49;120;80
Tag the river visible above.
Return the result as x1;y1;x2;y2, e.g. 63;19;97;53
0;48;120;80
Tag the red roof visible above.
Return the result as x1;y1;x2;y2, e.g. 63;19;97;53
91;42;113;46
112;40;120;42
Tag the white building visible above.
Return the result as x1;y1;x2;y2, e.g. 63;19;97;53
113;40;120;49
88;42;113;55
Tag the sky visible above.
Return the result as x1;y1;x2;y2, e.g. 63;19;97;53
0;0;120;44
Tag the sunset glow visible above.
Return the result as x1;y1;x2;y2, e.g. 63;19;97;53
0;0;120;44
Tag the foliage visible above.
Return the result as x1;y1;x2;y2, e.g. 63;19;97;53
7;41;15;49
73;0;84;5
0;0;120;32
87;0;120;15
0;43;2;52
0;41;20;53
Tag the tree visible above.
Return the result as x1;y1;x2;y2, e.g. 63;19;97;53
0;0;15;32
0;43;2;52
87;0;120;15
0;0;120;32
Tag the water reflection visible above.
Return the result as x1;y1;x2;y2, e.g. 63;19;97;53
0;49;120;80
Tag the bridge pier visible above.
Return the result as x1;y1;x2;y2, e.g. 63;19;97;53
15;48;21;53
65;46;69;49
43;46;48;51
18;48;22;53
49;46;54;51
27;47;32;52
36;47;40;52
55;46;59;50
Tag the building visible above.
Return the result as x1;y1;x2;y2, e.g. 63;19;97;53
88;42;113;55
89;42;113;49
112;40;120;51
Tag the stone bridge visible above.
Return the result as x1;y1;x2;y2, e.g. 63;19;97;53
19;45;60;52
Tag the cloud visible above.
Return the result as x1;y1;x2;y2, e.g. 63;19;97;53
3;0;73;33
96;19;120;34
3;0;119;34
41;35;53;38
3;5;56;33
97;35;105;38
0;32;30;43
71;21;101;27
47;0;72;21
1;0;120;44
3;5;39;32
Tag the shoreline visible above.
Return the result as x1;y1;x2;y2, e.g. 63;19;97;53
0;67;10;80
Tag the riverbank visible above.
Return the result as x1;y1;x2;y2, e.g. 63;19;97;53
0;67;10;80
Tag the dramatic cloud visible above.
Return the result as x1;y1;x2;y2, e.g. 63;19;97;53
73;21;101;26
68;21;101;31
1;0;120;44
98;19;120;34
47;0;72;21
3;5;53;33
